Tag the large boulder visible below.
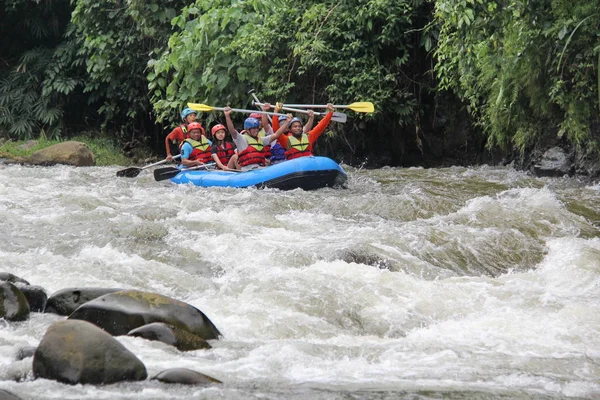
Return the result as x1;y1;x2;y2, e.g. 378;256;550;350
151;368;221;385
14;283;47;312
45;287;124;316
0;272;30;285
26;141;95;167
68;290;221;340
33;320;147;384
0;282;30;321
128;322;212;351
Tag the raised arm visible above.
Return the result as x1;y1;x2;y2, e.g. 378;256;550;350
303;110;315;133
307;103;334;145
223;107;238;139
269;113;293;142
261;103;273;135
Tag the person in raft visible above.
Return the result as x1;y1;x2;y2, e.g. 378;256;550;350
223;106;293;171
165;107;205;161
210;124;237;170
267;107;315;165
261;103;331;160
263;105;315;165
180;122;213;168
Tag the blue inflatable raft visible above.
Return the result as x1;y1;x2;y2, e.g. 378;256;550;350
169;156;347;190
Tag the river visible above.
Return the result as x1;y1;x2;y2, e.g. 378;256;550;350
0;163;599;399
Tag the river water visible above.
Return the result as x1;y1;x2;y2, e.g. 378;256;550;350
0;163;599;399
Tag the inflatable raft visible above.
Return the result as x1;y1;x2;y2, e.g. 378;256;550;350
169;156;347;190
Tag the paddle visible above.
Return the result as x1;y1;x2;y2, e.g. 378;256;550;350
279;102;375;113
187;103;288;118
251;101;347;123
116;155;181;178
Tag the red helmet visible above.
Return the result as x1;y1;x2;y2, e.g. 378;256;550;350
211;124;227;136
187;122;204;134
249;112;262;120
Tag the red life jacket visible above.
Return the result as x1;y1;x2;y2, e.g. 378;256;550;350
184;137;212;163
285;134;312;160
238;134;266;167
214;141;235;166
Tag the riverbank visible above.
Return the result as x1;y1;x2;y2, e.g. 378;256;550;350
0;135;153;167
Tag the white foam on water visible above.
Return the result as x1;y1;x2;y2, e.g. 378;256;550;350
1;165;600;399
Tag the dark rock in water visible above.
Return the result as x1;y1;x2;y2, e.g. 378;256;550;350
14;283;47;312
533;146;573;177
69;290;221;340
128;322;212;351
336;249;393;270
15;346;37;361
151;368;221;385
33;320;147;384
45;287;124;316
0;389;23;400
0;282;30;321
0;272;30;285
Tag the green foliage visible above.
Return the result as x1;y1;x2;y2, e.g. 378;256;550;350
434;0;600;153
0;0;72;140
150;0;434;143
69;0;189;135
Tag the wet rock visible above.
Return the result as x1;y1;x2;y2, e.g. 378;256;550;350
533;146;572;177
336;249;393;270
151;368;221;385
128;322;212;351
33;320;147;384
15;346;37;361
45;287;124;316
69;290;221;340
14;283;47;312
26;141;95;167
0;282;30;321
0;389;23;400
0;273;30;285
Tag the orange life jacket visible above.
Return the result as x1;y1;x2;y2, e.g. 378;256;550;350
285;134;312;160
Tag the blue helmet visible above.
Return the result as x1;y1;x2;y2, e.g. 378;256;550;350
180;107;196;121
244;117;260;130
278;115;287;123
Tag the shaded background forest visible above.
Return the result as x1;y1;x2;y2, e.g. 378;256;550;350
1;0;599;168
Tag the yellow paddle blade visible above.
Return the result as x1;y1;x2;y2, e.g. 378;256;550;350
347;102;375;113
187;103;215;112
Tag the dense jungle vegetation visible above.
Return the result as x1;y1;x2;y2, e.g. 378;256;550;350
1;0;598;166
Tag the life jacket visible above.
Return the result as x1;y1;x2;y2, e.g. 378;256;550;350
285;134;312;160
259;130;271;158
173;124;189;145
184;137;212;163
214;141;235;166
238;134;266;167
270;142;286;162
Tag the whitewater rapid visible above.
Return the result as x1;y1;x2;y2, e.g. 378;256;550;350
0;163;599;399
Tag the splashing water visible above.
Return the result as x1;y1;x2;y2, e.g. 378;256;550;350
0;164;599;399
